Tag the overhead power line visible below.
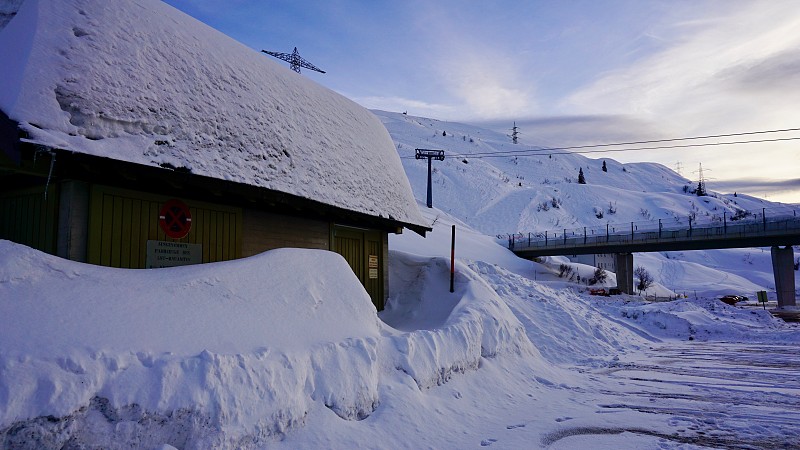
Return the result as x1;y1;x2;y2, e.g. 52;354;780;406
399;127;800;159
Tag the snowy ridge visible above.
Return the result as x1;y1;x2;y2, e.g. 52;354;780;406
0;0;426;228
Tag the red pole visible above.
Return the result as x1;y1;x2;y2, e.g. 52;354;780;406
450;225;455;293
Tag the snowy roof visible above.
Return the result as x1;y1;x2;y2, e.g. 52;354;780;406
0;0;428;230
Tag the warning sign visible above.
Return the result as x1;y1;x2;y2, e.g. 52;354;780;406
146;240;202;268
368;255;378;268
159;199;192;239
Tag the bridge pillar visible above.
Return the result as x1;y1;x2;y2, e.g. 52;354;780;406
771;246;797;309
614;252;634;294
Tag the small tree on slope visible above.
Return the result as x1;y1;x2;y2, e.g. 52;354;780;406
634;266;654;293
578;167;586;184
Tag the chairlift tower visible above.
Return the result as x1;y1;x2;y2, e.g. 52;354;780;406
261;47;326;74
415;149;445;208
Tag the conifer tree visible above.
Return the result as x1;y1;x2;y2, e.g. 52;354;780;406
602;161;607;172
578;167;586;184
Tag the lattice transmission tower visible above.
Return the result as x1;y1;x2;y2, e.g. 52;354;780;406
261;47;325;74
510;122;520;144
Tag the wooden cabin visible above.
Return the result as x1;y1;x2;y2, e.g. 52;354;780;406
0;0;429;310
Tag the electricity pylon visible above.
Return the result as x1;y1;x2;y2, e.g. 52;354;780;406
261;47;326;74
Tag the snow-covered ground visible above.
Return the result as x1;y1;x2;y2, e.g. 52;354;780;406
2;203;799;448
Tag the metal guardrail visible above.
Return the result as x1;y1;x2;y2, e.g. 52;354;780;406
507;205;800;252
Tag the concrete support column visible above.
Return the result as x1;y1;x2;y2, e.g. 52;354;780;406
614;252;634;294
771;245;797;309
56;180;90;262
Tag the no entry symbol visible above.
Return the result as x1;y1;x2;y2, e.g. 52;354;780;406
159;199;192;239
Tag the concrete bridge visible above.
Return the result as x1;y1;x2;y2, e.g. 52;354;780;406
508;206;800;309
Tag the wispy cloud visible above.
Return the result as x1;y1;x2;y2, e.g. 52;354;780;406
564;1;800;133
349;94;458;119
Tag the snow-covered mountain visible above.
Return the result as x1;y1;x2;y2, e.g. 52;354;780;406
375;109;798;297
375;109;784;236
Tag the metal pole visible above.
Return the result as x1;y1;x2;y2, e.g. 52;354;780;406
723;211;727;234
606;223;609;242
450;225;455;293
762;208;766;230
659;219;662;238
426;157;433;208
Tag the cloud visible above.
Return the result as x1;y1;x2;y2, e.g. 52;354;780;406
711;178;800;205
445;56;534;120
712;177;800;192
349;94;458;119
563;1;800;133
470;114;665;149
718;48;800;94
405;3;538;121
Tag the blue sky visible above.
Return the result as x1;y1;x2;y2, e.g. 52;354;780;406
164;0;800;203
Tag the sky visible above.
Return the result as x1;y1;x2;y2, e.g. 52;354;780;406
162;0;800;203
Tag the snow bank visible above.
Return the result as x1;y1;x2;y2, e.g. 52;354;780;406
0;239;544;447
0;0;427;229
610;297;800;342
0;241;382;446
382;252;536;389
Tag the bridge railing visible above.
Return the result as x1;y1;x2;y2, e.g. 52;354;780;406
506;205;800;251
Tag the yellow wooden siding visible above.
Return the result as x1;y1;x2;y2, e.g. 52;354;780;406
0;186;58;254
365;237;384;310
335;234;364;280
87;186;242;268
332;226;385;310
241;209;330;256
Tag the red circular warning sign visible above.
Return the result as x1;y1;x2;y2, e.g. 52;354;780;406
159;199;192;239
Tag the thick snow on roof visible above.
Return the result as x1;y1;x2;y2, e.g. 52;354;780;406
0;0;427;229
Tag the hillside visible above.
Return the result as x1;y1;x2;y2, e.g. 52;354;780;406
375;110;799;298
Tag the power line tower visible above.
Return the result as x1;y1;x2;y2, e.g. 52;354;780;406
674;161;683;176
693;163;710;196
415;149;445;208
261;47;326;74
510;122;520;144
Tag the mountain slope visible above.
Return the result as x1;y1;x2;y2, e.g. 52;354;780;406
375;110;798;297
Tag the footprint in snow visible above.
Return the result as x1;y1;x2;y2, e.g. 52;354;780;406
480;438;498;446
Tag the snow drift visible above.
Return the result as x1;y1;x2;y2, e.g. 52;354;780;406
0;239;537;447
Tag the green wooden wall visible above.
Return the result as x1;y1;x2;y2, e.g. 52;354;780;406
0;186;58;254
87;186;242;268
333;225;385;310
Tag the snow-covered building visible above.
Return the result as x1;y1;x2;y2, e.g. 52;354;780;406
0;0;429;310
569;253;616;272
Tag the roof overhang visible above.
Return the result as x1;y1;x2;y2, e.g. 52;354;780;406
2;136;430;236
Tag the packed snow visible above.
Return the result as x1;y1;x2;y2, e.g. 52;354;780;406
0;0;426;229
